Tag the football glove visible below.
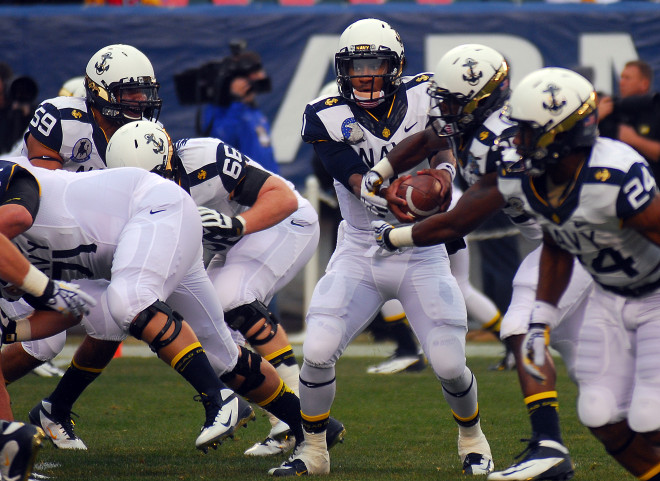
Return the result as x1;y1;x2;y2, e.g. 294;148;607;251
362;170;384;196
25;280;97;319
198;206;246;238
360;180;389;218
372;220;397;252
521;301;557;382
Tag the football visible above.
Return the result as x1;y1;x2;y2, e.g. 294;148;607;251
396;174;446;219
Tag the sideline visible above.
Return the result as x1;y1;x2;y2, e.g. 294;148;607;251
52;340;505;365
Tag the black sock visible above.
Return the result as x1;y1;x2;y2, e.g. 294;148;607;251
527;392;563;443
260;381;303;442
47;361;101;412
390;322;418;355
171;342;224;396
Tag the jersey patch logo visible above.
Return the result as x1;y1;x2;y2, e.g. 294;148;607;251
341;118;364;145
70;138;93;163
197;169;207;181
72;110;83;119
595;169;611;182
325;98;338;107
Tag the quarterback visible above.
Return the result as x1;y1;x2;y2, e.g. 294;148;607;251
269;19;493;477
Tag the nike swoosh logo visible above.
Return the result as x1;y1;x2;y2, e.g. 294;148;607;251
290;220;305;228
150;209;166;215
404;122;418;132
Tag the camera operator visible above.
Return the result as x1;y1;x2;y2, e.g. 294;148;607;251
198;41;279;174
598;60;660;180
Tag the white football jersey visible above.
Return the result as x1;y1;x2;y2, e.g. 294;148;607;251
498;137;660;293
22;96;107;172
176;137;304;216
303;73;434;231
10;158;172;281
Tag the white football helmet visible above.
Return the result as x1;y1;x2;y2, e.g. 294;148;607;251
428;44;509;137
85;44;161;125
105;120;176;181
335;18;405;106
58;76;86;97
502;67;598;175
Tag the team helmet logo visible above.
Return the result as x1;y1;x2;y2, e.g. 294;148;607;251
95;52;112;76
462;58;483;86
144;133;165;154
70;138;92;163
542;83;567;115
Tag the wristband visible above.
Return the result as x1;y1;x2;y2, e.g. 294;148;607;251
19;265;50;297
435;163;456;182
371;157;395;179
530;300;559;326
387;225;415;248
235;215;247;235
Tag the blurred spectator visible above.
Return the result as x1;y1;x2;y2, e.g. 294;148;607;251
198;41;279;174
598;60;660;180
0;62;39;155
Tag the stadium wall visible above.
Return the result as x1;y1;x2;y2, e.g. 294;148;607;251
1;3;658;185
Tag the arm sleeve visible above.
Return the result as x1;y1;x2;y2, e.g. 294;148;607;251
302;104;367;191
232;165;272;207
1;169;40;220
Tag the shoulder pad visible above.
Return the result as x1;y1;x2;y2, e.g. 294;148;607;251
308;95;347;114
403;73;433;89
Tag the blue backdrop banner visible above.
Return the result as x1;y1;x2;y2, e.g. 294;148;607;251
1;3;658;185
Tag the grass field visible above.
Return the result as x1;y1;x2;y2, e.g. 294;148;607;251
8;348;630;480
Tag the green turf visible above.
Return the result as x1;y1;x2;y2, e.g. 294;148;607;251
8;353;631;480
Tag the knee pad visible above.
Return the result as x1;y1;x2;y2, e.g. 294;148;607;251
128;300;183;353
22;333;66;362
629;388;660;433
220;347;266;396
302;316;343;368
424;327;466;382
578;386;621;428
225;300;278;346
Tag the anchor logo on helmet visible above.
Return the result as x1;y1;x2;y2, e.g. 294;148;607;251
144;133;165;154
95;53;112;76
462;58;483;86
542;84;567;115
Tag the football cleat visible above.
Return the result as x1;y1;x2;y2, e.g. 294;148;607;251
366;352;426;374
268;442;330;476
0;421;45;481
195;388;239;452
489;347;516;372
31;362;65;378
28;400;87;450
236;396;256;430
245;435;296;457
487;439;574;481
463;453;495;475
246;417;345;457
245;420;295;457
326;417;346;450
459;431;494;475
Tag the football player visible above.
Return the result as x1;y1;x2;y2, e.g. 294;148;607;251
498;67;660;481
104;120;346;457
1;44;167;450
4;156;306;453
269;19;493;477
366;44;584;481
